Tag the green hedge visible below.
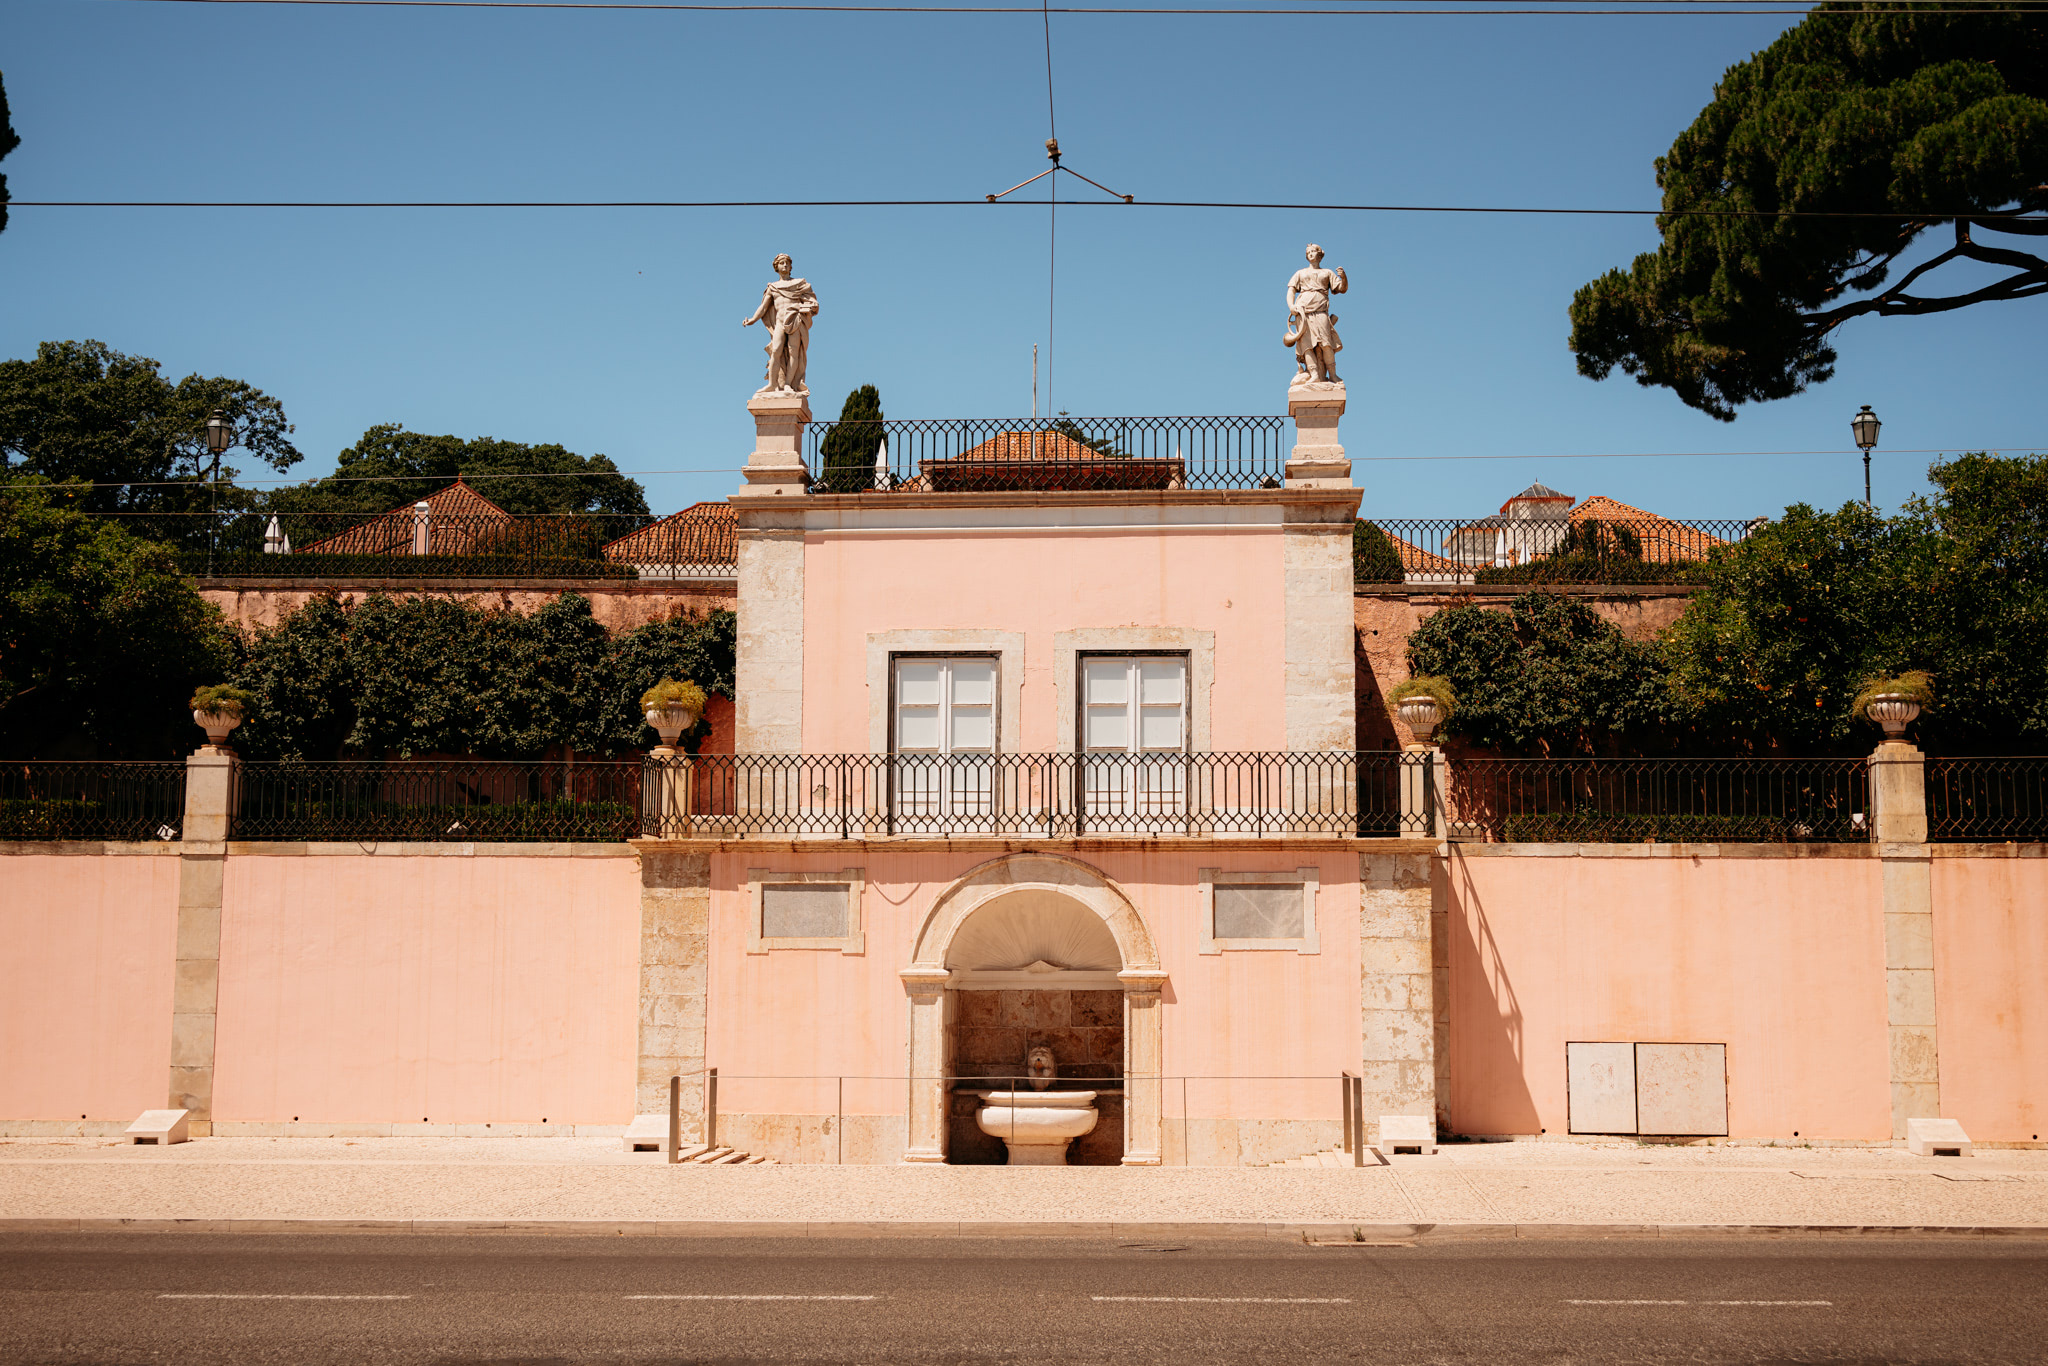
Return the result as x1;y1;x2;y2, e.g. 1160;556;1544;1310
1498;811;1856;843
1474;557;1712;586
239;797;640;842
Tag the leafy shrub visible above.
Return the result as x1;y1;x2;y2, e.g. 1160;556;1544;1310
1852;669;1936;720
641;678;709;713
189;684;255;717
1387;676;1457;716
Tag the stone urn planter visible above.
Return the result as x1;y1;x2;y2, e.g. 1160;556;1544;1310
1396;695;1443;746
644;704;701;752
192;709;243;749
1865;693;1921;740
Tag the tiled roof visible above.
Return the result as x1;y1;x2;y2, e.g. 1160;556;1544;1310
1384;529;1466;577
601;502;737;566
297;479;515;555
1511;481;1570;502
1570;494;1729;562
919;430;1185;492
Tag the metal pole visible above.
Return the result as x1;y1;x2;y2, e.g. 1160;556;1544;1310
1864;449;1872;508
706;1067;718;1149
1352;1076;1365;1167
1341;1073;1353;1157
837;1076;844;1165
1181;1075;1189;1167
667;1074;680;1164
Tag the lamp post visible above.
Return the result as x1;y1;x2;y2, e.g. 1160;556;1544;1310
204;409;234;577
1851;404;1881;508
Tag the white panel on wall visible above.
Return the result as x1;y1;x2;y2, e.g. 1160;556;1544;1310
1566;1041;1638;1135
1635;1043;1729;1136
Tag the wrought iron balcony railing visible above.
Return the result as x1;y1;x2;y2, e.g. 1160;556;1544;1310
802;417;1289;494
1928;758;2048;843
1438;757;1871;843
0;761;188;841
1357;516;1760;587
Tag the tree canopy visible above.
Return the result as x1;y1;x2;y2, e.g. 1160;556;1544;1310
0;341;302;521
271;424;649;519
0;480;237;757
232;592;734;760
1663;451;2048;751
0;71;19;238
1569;3;2048;419
817;385;885;493
1406;592;1672;754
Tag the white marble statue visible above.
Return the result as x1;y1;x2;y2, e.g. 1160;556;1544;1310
742;253;819;394
1283;243;1347;387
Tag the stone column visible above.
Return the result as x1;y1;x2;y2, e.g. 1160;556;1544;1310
1399;747;1444;839
901;968;951;1163
171;748;237;1135
1358;851;1436;1145
1283;501;1360;754
636;848;710;1131
1285;383;1351;488
1118;969;1168;1165
1871;739;1938;1139
734;512;805;758
740;390;812;496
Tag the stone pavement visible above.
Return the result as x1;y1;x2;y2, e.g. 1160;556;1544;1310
2;1137;2044;1237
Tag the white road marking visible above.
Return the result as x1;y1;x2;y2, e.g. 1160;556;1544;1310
158;1294;411;1301
1097;1302;1351;1310
623;1294;881;1301
1566;1299;1832;1307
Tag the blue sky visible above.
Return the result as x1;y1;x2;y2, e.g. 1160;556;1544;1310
3;0;2041;518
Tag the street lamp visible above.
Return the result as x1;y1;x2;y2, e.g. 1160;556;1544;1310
203;410;233;577
1851;404;1881;507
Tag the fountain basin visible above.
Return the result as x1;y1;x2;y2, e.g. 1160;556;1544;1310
975;1090;1099;1165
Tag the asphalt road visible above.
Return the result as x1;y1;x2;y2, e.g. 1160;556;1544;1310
1;1233;2043;1364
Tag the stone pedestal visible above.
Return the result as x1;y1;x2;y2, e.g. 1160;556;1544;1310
1286;382;1352;488
1399;747;1444;839
741;390;813;496
1870;739;1938;1139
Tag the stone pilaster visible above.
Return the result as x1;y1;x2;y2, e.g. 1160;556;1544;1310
171;749;237;1134
1282;499;1362;753
1871;740;1938;1139
901;968;952;1163
1358;851;1436;1144
733;510;805;755
1118;969;1169;1166
1285;382;1351;488
636;848;710;1131
740;390;812;495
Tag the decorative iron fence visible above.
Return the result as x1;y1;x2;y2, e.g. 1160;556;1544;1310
1927;758;2048;843
0;761;187;841
643;751;1405;839
801;417;1288;494
1438;757;1870;843
232;760;644;842
96;509;738;580
1357;516;1761;586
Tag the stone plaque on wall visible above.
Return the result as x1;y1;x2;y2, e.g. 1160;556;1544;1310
761;884;848;939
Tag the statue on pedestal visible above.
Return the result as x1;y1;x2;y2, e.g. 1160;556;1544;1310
742;254;819;395
1283;243;1347;387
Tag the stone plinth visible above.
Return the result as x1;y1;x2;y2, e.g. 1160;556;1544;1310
741;390;813;496
1286;382;1351;488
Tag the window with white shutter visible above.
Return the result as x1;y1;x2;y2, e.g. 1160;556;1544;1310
1080;655;1188;820
892;657;997;824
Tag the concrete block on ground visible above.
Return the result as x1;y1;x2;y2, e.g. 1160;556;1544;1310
1377;1114;1436;1155
126;1109;190;1145
1905;1117;1972;1158
623;1113;672;1153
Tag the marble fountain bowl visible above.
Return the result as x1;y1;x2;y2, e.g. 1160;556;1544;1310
975;1090;1099;1165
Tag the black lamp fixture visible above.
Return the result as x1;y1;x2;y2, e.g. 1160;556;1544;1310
205;409;233;457
1851;404;1880;507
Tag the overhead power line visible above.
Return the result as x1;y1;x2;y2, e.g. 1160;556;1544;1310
12;198;2043;219
107;0;2046;15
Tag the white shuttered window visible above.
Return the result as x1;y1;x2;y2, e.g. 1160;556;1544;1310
893;657;996;823
1081;656;1188;818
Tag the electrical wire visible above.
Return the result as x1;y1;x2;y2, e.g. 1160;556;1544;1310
13;197;2042;219
103;0;2048;14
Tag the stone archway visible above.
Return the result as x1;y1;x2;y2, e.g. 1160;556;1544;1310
901;854;1167;1165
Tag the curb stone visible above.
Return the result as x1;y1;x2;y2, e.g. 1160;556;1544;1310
4;1218;2046;1241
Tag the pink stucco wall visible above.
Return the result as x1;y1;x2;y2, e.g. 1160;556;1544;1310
212;854;641;1125
1932;856;2048;1143
1446;850;1891;1140
706;848;1358;1120
0;851;179;1120
803;524;1286;752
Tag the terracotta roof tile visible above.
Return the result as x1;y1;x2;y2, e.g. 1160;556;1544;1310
297;479;515;556
1569;495;1729;562
601;502;737;566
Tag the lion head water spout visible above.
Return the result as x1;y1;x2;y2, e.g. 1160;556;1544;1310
976;1046;1098;1165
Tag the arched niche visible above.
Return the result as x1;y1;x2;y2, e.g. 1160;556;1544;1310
901;854;1166;1165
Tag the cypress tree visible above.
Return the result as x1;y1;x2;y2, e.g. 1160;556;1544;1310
817;385;885;493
